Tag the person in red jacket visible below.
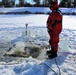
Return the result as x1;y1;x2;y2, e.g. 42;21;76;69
46;0;62;59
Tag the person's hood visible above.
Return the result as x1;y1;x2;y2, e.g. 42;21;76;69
50;0;59;10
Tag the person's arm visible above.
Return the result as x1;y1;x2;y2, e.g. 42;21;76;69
47;16;53;33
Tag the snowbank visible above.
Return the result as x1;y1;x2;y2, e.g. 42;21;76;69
0;7;76;14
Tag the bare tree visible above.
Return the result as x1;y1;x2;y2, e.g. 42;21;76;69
10;0;15;7
42;0;49;6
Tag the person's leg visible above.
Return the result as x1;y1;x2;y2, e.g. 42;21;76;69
51;25;62;52
47;25;62;59
47;32;59;52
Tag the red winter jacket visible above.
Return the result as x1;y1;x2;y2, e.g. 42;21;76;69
47;10;62;31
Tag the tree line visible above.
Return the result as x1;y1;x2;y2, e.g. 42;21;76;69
0;0;76;8
0;0;48;7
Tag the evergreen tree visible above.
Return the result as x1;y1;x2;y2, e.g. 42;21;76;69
2;0;10;7
74;0;76;7
0;1;2;7
59;0;71;7
33;0;40;6
19;0;25;7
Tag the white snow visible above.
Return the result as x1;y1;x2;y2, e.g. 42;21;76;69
0;14;76;29
63;15;76;29
0;7;76;13
0;7;76;75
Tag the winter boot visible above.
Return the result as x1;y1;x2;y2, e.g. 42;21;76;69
46;50;53;55
48;51;57;59
46;47;54;55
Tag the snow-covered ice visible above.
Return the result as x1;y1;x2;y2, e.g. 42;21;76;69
0;7;76;75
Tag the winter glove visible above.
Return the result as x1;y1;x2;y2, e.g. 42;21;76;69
47;29;52;33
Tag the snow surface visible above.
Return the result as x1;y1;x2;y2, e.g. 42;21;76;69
0;14;76;29
0;7;76;13
0;7;76;75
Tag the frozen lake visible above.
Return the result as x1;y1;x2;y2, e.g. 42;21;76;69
0;7;76;75
0;14;76;62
